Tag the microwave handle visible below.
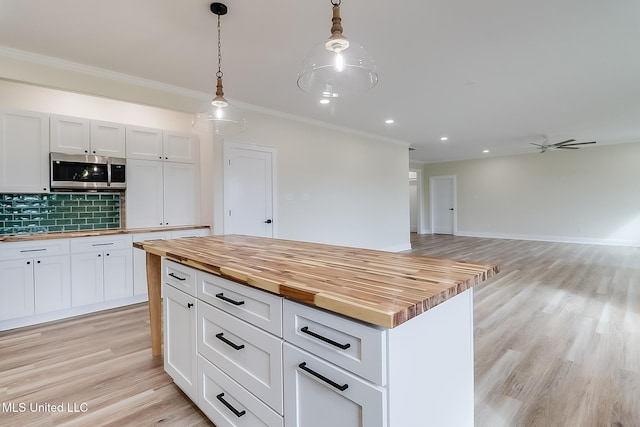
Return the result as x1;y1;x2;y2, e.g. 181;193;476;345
107;158;112;187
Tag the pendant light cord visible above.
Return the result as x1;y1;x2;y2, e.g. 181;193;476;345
216;13;223;79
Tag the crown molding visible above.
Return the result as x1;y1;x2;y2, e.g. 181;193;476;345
0;45;411;148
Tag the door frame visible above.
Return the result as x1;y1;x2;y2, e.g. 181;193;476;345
429;175;457;235
409;167;425;234
223;141;278;237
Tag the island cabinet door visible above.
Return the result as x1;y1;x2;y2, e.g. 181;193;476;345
283;343;386;427
163;283;198;401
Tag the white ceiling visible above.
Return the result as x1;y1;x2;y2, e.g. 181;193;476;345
1;0;640;163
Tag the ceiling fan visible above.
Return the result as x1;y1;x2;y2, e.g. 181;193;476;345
531;137;596;153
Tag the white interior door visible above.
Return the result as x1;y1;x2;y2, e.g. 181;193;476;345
430;176;456;234
224;144;275;237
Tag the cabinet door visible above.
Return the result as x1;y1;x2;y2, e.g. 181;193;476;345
71;252;104;306
126;125;163;160
163;131;197;163
103;248;133;301
163;283;198;400
163;162;198;227
0;259;34;321
34;255;71;314
50;114;90;155
283;344;386;427
91;120;126;157
0;109;49;193
125;159;165;228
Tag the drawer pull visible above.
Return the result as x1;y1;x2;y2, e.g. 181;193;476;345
215;333;245;350
168;272;186;281
92;242;114;247
298;362;349;391
20;248;46;253
300;326;351;350
215;292;245;306
216;393;246;417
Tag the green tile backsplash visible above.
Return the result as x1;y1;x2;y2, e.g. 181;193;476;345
0;193;120;235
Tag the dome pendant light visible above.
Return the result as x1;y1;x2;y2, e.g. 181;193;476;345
192;2;246;136
297;0;378;98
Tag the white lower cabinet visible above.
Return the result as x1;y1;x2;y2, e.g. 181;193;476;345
163;282;198;401
283;344;385;427
0;240;71;323
70;235;133;307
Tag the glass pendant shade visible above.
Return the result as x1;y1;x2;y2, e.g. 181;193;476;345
297;1;377;98
297;39;378;98
192;103;247;136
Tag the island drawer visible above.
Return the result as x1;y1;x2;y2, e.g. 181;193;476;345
198;301;283;414
198;354;283;427
197;270;283;337
163;259;197;297
283;299;386;386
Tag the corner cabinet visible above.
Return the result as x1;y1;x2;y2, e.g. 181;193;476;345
0;109;50;193
162;261;475;427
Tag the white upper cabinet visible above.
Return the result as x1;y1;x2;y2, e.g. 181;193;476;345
50;115;126;157
126;125;197;163
50;114;90;155
164;131;198;163
90;120;126;157
0;109;50;193
125;125;163;160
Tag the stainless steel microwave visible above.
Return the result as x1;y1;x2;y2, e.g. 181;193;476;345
50;152;126;191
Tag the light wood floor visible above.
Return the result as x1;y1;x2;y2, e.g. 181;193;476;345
1;234;638;426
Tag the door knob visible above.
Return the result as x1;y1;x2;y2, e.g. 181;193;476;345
264;219;272;224
449;208;454;211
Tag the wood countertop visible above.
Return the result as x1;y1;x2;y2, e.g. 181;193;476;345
134;234;500;328
0;225;210;242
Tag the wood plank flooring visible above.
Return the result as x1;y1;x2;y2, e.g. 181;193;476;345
1;234;639;426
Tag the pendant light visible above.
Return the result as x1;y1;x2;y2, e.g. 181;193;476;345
297;0;378;98
192;2;246;136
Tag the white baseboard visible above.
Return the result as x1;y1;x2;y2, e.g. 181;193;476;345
0;294;149;332
454;230;640;247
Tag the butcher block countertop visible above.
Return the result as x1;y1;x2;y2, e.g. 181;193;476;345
0;225;210;242
134;234;500;328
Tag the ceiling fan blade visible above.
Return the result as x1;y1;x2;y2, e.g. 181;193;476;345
556;146;579;149
551;139;576;146
558;141;596;147
530;143;544;147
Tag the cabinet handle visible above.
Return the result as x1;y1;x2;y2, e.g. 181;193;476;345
20;248;46;253
92;242;114;247
168;272;186;281
37;260;41;264
215;333;245;350
187;302;194;308
216;393;246;418
26;261;31;265
298;362;349;391
215;293;245;306
300;326;351;350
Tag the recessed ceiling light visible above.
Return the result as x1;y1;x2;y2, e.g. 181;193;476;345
319;99;330;104
385;119;394;124
483;149;490;153
440;136;448;141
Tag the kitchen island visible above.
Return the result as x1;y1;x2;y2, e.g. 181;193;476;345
134;235;499;427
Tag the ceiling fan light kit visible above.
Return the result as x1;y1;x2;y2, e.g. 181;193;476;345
297;0;378;98
192;2;247;137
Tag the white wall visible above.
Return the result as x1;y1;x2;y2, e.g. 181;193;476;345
211;109;410;251
422;143;640;246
